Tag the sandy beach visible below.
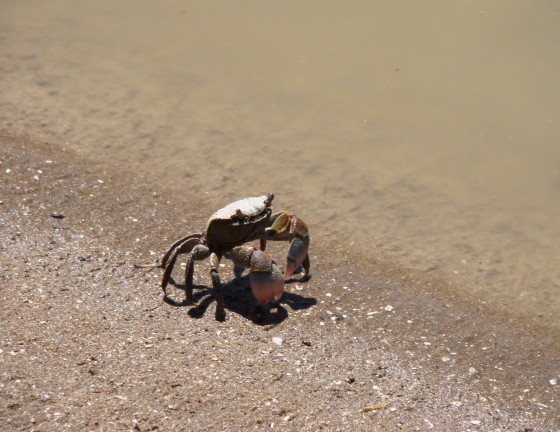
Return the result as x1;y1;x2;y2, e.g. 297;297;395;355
2;2;560;429
2;131;558;431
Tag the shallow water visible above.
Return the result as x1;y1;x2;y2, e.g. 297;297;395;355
2;1;559;321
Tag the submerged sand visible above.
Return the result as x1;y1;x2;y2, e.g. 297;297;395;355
2;1;560;328
1;131;558;431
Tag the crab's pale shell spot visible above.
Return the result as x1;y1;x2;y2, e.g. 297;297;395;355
211;195;269;220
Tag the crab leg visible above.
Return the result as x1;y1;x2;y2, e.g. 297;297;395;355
209;252;226;321
182;244;211;304
161;235;204;296
161;233;203;268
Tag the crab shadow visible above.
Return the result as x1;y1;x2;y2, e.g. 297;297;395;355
163;275;316;325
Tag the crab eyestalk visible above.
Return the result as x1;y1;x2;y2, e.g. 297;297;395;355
229;246;285;306
265;212;310;279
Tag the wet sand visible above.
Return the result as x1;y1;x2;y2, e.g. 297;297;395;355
2;1;560;326
2;131;558;431
2;2;560;430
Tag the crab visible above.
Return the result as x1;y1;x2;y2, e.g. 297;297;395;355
160;193;310;320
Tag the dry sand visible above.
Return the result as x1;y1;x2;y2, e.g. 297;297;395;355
1;131;559;431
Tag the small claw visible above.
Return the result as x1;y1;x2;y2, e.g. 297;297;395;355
263;213;310;279
265;212;292;240
265;212;309;241
284;236;310;279
284;259;299;280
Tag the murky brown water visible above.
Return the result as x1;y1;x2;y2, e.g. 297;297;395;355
2;1;559;322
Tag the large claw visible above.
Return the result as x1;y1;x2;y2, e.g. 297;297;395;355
265;212;310;279
250;260;284;306
230;246;285;306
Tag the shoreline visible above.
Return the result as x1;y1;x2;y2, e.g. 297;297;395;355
1;131;558;431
